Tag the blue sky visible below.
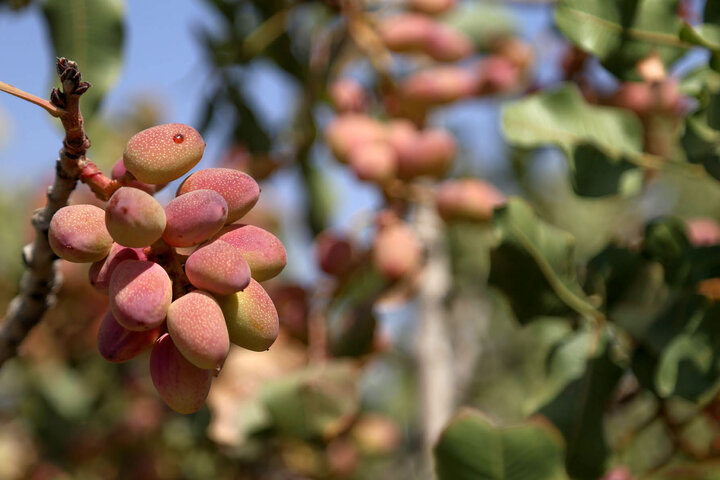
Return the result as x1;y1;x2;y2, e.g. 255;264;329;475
0;0;220;186
0;1;558;282
0;0;556;183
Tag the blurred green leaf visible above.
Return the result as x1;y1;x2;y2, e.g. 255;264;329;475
681;112;720;181
556;0;688;80
538;330;623;480
434;408;569;480
42;0;125;121
502;85;644;197
584;244;643;310
522;327;594;414
708;91;720;131
679;66;720;101
629;294;720;401
488;198;598;323
636;295;700;358
609;260;670;343
655;301;720;400
643;216;692;285
0;191;30;284
261;361;359;440
440;3;515;50
683;113;720;158
680;22;720;72
502;85;642;155
571;143;642;197
298;151;331;235
35;364;96;419
642;216;720;286
447;222;494;286
328;303;377;358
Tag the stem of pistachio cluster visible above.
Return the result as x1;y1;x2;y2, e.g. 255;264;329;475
146;239;192;300
78;159;123;201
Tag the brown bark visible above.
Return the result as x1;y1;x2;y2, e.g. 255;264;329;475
0;58;92;367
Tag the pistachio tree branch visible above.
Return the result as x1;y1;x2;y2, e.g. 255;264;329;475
414;194;455;454
0;58;92;367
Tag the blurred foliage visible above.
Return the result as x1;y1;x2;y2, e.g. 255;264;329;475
556;0;687;80
8;0;720;479
434;409;568;480
502;85;644;197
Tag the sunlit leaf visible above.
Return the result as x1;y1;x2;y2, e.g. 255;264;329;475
502;85;644;197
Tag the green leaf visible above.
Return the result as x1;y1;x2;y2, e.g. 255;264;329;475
571;143;641;197
687;245;720;284
328;303;377;358
584;244;643;310
677;2;720;72
638;295;701;357
488;198;599;323
447;222;494;286
643;216;692;285
522;327;595;414
710;92;720;132
681;113;720;181
35;364;96;419
440;3;515;50
260;361;359;440
608;260;670;341
641;216;720;286
502;85;642;156
42;0;125;121
434;408;569;480
538;331;623;480
683;113;720;158
679;66;720;100
656;333;714;398
556;0;688;80
680;22;720;72
706;0;720;24
502;85;644;197
326;265;386;358
629;294;720;400
654;300;720;400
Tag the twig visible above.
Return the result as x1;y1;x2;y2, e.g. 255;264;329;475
241;8;291;57
343;1;395;82
0;81;61;117
0;58;91;367
307;299;329;364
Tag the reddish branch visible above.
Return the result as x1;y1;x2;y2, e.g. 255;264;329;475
0;58;119;367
